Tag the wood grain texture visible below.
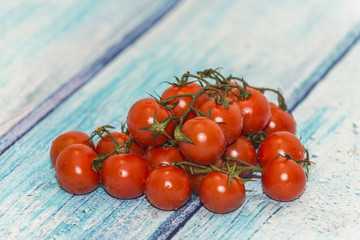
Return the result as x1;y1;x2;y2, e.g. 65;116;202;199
251;38;360;240
1;0;360;239
0;0;181;156
0;0;171;137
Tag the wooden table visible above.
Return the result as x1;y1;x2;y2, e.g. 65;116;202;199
1;1;359;239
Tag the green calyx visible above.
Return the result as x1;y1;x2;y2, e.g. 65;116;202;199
88;124;135;173
140;110;173;142
246;131;267;149
172;158;263;188
141;69;291;150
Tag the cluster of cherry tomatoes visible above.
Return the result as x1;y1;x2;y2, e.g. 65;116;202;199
50;69;311;214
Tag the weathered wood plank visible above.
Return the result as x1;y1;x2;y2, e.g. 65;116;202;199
170;15;360;240
206;38;360;240
0;0;173;137
1;0;359;239
0;0;181;156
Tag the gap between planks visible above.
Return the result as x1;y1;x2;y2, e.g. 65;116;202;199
150;21;360;240
0;0;182;157
1;5;359;239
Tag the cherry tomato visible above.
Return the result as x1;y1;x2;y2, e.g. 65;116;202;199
223;135;257;177
188;158;223;195
101;153;149;199
198;98;243;145
145;165;191;210
161;82;208;120
179;117;226;165
55;144;99;194
257;131;304;168
228;87;270;135
144;146;185;170
199;171;245;213
261;157;306;201
263;102;296;135
95;132;144;156
189;174;204;195
50;131;94;166
127;98;175;147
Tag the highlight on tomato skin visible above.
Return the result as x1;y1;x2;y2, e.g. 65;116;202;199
145;165;192;211
49;68;312;214
55;144;100;195
127;98;175;147
187;158;223;195
262;102;296;136
95;132;144;156
144;146;185;171
179;117;226;165
261;157;306;201
257;131;305;168
228;87;270;135
50;130;94;167
161;82;209;121
199;171;245;214
198;98;243;145
223;135;257;178
101;153;149;199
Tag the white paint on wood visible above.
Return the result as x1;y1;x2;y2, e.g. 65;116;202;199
0;0;168;136
1;0;360;239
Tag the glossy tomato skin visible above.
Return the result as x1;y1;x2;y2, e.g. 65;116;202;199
101;153;149;199
189;173;205;195
198;98;243;145
127;98;175;147
223;135;257;177
179;117;226;165
55;144;99;194
187;158;223;195
263;102;296;136
95;132;144;156
261;157;306;201
199;171;245;213
228;87;270;135
145;165;191;210
50;131;94;166
257;131;304;168
144;146;185;170
161;82;208;120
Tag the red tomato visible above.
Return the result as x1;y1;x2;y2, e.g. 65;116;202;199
228;87;270;135
189;173;205;195
101;153;149;199
127;98;175;147
55;144;99;194
188;158;223;195
223;135;257;177
198;98;243;145
50;131;94;166
261;157;306;201
145;165;191;210
144;146;185;170
95;132;144;156
179;117;226;165
161;82;208;120
263;102;296;135
257;131;304;168
199;171;245;213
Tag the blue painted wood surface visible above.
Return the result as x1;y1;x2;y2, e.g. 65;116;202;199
1;0;360;239
0;0;175;137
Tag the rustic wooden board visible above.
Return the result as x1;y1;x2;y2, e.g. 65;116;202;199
1;0;359;239
0;0;175;137
172;41;360;240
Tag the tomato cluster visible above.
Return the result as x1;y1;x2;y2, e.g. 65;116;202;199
50;69;312;214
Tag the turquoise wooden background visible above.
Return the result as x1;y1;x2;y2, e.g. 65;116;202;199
1;0;359;239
